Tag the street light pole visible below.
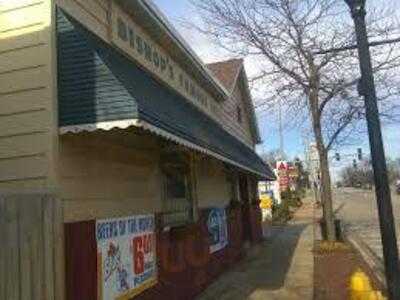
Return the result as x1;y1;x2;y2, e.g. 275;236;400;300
344;0;400;298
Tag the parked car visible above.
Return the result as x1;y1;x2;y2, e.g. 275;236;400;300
396;180;400;195
396;185;400;195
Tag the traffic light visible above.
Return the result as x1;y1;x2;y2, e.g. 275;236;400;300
357;148;363;161
335;153;341;161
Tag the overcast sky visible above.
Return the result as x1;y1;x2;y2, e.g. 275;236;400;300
152;0;400;164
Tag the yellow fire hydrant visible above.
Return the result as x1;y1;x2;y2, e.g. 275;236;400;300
349;269;386;300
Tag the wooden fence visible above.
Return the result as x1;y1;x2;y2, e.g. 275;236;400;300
0;194;65;300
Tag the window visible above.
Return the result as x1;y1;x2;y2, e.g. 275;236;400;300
237;106;242;123
162;164;194;227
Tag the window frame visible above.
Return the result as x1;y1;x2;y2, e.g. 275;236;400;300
160;156;195;228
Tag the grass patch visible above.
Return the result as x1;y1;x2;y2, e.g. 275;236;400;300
314;241;351;254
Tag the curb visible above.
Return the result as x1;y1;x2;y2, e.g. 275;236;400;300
344;230;387;289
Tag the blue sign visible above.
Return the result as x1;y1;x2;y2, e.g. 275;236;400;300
206;208;228;253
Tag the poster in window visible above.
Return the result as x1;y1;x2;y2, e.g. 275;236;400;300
206;208;229;253
96;215;157;300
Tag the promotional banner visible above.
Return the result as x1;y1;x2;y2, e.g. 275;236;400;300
206;208;229;253
96;215;157;300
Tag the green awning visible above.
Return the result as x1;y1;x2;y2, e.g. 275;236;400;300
57;9;275;180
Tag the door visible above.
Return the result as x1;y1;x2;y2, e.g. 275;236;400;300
239;175;251;241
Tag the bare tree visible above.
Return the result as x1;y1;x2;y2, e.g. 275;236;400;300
340;158;399;188
189;0;400;241
260;148;288;168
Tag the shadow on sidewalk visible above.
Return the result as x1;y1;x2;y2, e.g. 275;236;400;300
247;224;308;290
199;223;308;299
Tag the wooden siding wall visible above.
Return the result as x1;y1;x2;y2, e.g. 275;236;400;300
0;0;58;191
196;157;231;208
60;132;163;223
214;71;255;148
56;0;257;149
233;76;255;144
59;132;236;222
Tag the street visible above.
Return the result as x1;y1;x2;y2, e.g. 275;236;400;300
333;187;400;261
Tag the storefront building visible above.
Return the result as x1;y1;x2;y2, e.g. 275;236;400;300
0;0;274;299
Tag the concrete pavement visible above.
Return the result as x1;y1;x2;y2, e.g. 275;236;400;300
197;201;315;300
334;187;400;288
334;188;400;261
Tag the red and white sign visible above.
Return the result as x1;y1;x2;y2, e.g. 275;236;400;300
96;215;157;300
276;161;289;191
277;161;288;171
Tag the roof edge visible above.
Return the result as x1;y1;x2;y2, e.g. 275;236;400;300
127;0;231;102
240;69;262;143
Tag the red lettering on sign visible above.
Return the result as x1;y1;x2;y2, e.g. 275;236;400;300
143;234;152;254
133;237;144;275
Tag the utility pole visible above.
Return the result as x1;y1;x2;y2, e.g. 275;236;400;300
278;97;284;159
344;0;400;298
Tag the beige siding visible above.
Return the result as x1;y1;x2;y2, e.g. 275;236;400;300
196;158;231;208
60;133;235;221
0;44;49;73
0;87;49;115
0;0;58;191
56;0;110;42
0;133;48;159
0;155;47;183
59;133;163;223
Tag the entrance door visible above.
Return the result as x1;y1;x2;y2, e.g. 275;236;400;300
239;175;252;242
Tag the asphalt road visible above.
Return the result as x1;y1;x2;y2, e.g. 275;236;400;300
333;187;400;261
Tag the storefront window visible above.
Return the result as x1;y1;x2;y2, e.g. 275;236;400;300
162;165;193;227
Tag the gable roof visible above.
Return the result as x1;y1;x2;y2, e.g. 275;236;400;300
207;59;261;144
57;9;275;180
206;59;244;93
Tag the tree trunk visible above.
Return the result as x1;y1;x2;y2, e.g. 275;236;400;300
319;149;336;241
309;82;336;241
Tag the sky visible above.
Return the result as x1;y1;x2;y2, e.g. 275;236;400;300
152;0;400;166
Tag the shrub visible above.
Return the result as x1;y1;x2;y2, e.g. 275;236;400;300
272;189;304;223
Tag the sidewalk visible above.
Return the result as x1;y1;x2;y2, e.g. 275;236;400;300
197;201;315;300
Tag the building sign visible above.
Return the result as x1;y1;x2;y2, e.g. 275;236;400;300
111;3;214;115
277;161;289;191
206;208;228;253
96;215;157;300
